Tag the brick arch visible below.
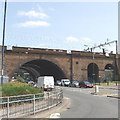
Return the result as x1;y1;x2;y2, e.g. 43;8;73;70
105;63;114;70
20;57;67;77
104;63;114;82
11;58;67;82
87;63;99;83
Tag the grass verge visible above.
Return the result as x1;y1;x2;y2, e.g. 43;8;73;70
1;82;43;96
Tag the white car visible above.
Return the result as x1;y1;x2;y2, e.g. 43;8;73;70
61;79;70;86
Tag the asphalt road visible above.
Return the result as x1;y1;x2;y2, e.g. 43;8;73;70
60;87;118;118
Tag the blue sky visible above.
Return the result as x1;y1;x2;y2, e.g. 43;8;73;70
0;2;118;53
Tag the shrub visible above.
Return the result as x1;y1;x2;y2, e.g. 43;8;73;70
2;82;43;96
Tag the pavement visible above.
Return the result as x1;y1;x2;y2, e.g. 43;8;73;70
91;84;120;99
99;84;120;90
25;97;71;118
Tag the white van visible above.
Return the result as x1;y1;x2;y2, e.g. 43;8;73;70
61;79;70;86
37;76;54;90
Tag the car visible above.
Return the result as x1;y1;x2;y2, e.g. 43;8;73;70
55;80;62;86
61;79;70;86
79;81;93;88
69;81;80;87
28;81;37;87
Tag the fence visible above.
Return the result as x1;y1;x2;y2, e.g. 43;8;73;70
0;88;63;118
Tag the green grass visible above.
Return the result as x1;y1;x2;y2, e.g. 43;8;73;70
94;81;120;86
1;82;43;96
111;81;120;83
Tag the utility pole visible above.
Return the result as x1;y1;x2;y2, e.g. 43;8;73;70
1;0;7;86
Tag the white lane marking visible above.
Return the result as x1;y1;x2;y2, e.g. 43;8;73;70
49;113;60;118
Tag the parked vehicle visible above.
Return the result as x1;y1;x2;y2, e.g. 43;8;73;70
61;79;70;86
28;81;37;87
69;81;80;87
37;76;54;90
55;80;62;86
79;81;93;88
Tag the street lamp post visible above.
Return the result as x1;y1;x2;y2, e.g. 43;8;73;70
1;0;7;86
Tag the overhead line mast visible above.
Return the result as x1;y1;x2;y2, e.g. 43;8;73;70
84;40;117;53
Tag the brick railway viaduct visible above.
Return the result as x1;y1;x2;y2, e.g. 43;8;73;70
1;46;120;82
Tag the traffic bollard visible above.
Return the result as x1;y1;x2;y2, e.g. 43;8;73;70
95;85;99;93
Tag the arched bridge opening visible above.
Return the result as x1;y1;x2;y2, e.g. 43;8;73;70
87;63;99;83
104;64;114;82
13;59;66;82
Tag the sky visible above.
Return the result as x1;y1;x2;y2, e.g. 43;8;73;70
0;1;118;54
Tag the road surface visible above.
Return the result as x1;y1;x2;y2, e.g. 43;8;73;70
60;87;118;118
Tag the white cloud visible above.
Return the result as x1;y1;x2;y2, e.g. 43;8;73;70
18;10;49;19
16;21;51;27
66;36;79;43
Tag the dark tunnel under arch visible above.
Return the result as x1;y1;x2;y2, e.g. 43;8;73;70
104;64;114;82
87;63;99;83
14;59;67;82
